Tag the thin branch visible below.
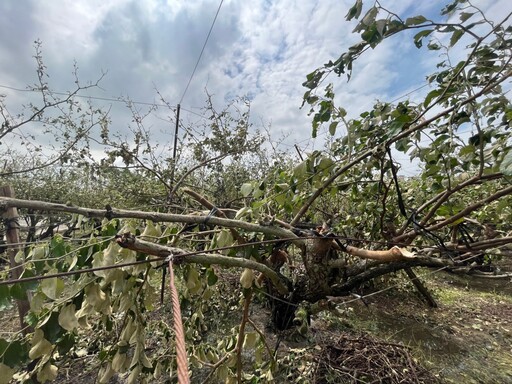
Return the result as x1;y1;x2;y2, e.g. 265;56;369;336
396;185;512;242
170;152;235;198
116;234;289;295
247;318;276;372
393;172;502;237
182;188;246;244
235;290;252;383
292;68;511;226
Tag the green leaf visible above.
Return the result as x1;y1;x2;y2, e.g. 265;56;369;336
41;277;65;300
329;121;338;135
361;24;382;47
9;284;28;301
424;89;441;107
302;70;324;90
459;12;475;22
293;161;308;178
405;15;427;26
56;333;76;356
469;132;491;146
500;149;512;176
50;234;68;258
0;338;28;368
441;1;458;16
345;0;363;21
450;29;464;47
40;311;65;343
413;29;433;48
207;269;218;286
388;120;405;136
459;145;477;161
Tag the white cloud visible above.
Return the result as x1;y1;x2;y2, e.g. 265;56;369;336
0;0;510;156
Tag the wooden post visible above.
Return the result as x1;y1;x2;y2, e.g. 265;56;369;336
167;103;181;203
404;267;437;308
1;185;32;333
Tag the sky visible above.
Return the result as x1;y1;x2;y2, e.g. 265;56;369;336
0;0;510;173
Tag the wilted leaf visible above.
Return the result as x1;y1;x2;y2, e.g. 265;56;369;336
361;6;378;26
127;365;141;384
186;267;201;294
240;183;253;197
31;245;47;260
0;363;15;384
98;363;115;384
141;220;162;241
41;277;64;300
29;329;53;359
85;283;107;308
243;332;259;349
216;230;234;249
58;304;78;331
112;350;127;372
37;362;58;383
240;269;254;289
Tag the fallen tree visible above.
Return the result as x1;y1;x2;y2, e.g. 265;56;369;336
1;1;511;382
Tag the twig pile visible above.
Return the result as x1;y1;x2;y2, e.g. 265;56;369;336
313;333;438;383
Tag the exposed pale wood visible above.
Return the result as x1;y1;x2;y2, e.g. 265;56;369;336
345;245;416;262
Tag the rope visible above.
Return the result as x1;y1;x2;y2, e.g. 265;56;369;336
168;256;190;384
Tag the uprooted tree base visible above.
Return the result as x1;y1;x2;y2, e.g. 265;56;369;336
113;230;510;331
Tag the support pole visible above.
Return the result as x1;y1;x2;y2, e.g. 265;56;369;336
1;185;32;333
404;267;437;308
168;104;181;203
